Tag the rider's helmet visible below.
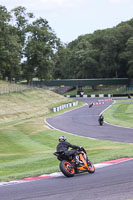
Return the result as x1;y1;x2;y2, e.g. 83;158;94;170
99;114;103;119
59;136;66;142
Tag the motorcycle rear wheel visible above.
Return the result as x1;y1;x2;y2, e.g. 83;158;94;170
60;160;75;177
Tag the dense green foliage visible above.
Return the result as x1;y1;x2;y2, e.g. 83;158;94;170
0;5;133;83
0;5;60;83
54;20;133;79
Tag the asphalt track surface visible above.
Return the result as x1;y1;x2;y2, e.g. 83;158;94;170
0;160;133;200
1;98;133;200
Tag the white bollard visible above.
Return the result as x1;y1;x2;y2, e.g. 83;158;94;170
53;108;57;112
56;107;60;112
83;95;87;98
91;94;95;98
99;94;104;97
69;103;72;107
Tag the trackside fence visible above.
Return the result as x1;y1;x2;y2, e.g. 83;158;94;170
0;84;34;95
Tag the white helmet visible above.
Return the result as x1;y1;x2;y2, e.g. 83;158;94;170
59;136;66;142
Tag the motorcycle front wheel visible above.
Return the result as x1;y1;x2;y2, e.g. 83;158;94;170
99;121;103;126
88;161;95;173
60;160;75;177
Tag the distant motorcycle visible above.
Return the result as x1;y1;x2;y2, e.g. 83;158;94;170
54;147;95;177
98;114;104;126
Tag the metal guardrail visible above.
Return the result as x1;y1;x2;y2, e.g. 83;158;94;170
65;94;133;98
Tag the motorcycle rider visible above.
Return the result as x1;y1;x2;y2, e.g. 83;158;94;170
56;136;82;165
98;114;104;124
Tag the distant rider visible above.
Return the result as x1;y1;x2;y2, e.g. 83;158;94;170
98;114;104;124
56;136;82;164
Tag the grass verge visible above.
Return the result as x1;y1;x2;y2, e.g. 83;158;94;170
103;99;133;128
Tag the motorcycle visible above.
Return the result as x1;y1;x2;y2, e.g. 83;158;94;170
98;115;104;126
54;147;95;177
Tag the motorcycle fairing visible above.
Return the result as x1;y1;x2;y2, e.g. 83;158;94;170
76;152;89;171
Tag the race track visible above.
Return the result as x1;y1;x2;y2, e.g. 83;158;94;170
0;98;133;200
46;98;133;143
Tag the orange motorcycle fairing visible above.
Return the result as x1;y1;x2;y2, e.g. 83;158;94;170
77;152;89;171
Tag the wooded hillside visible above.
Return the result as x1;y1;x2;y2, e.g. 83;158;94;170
0;5;133;83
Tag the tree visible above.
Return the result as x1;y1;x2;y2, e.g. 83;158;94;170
0;6;11;79
65;35;99;79
11;6;34;47
113;24;133;78
53;44;70;79
24;18;60;85
126;37;133;78
0;6;21;81
98;32;119;78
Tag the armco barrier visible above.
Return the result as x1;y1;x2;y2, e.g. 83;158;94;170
65;94;112;98
52;101;78;112
65;93;133;98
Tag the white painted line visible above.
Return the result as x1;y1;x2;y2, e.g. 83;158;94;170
94;163;112;168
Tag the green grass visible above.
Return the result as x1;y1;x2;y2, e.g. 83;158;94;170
0;89;76;123
103;99;133;128
0;82;133;181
